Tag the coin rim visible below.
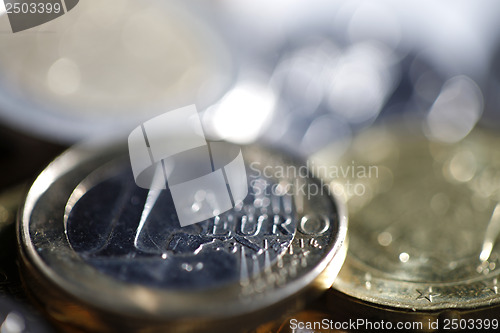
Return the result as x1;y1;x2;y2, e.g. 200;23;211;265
18;142;348;323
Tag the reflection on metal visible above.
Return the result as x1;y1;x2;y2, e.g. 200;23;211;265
480;204;500;262
425;75;483;143
206;81;276;144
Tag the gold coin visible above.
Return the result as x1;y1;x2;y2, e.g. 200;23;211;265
312;119;500;318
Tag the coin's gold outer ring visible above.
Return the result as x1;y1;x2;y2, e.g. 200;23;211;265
17;142;348;332
327;289;500;332
333;254;500;311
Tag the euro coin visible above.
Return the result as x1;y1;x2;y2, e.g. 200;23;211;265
18;143;347;332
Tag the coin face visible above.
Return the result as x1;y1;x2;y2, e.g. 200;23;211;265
18;143;347;332
65;158;298;289
312;120;500;311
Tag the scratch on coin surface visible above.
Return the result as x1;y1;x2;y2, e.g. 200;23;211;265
481;278;499;295
416;287;440;302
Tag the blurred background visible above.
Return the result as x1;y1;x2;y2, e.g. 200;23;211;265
1;0;500;177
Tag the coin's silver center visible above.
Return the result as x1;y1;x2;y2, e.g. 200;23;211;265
65;164;297;289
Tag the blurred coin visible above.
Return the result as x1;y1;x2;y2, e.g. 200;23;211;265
0;0;233;142
312;119;500;316
18;143;347;332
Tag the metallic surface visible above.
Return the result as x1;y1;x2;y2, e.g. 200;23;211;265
312;119;500;312
18;143;347;332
